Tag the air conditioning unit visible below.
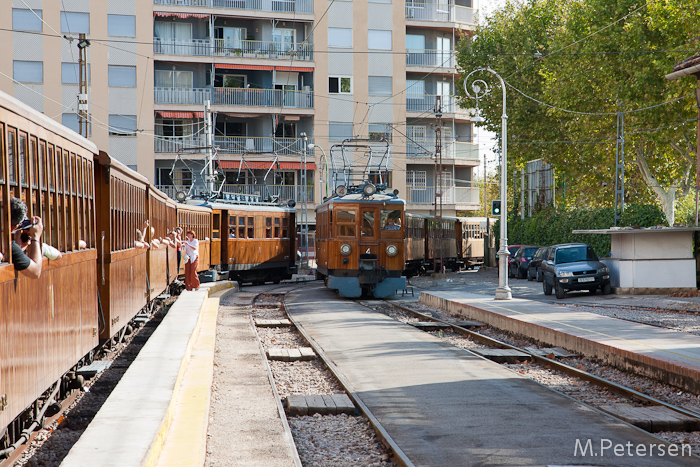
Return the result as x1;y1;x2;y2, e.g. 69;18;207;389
303;86;311;92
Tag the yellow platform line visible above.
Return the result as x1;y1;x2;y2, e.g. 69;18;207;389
438;291;700;363
145;283;233;467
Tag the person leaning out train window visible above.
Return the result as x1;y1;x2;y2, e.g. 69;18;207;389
7;196;44;279
229;228;236;239
183;230;200;291
168;227;183;270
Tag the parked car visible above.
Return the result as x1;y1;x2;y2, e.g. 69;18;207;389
496;244;524;269
509;245;542;279
541;243;611;299
527;246;549;282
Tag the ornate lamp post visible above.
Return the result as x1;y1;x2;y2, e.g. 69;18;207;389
464;67;512;300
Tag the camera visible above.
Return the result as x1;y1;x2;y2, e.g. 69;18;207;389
12;218;36;234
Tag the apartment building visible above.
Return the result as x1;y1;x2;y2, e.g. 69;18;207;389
1;0;480;226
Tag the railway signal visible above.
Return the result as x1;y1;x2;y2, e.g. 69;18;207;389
491;199;501;216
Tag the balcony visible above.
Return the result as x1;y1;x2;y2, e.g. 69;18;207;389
155;87;211;105
214;136;311;155
212;88;313;109
405;3;474;24
406;141;479;162
156;183;314;203
406;185;480;206
407;94;456;113
155;135;206;153
153;0;313;14
153;38;313;61
406;49;455;69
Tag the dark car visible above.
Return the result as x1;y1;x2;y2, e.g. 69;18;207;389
541;243;611;299
527;246;549;282
508;245;541;279
502;244;524;271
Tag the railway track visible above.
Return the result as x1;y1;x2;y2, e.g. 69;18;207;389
371;298;700;454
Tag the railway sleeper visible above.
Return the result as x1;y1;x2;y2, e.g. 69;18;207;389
284;394;357;417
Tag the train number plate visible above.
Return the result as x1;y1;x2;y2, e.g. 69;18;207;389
578;277;595;283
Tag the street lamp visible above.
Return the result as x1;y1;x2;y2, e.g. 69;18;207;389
463;66;512;300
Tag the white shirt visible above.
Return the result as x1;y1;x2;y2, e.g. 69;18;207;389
184;238;199;261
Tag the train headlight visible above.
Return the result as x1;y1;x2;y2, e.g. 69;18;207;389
386;244;398;257
340;243;352;256
362;183;377;197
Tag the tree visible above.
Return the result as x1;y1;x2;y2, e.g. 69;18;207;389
458;0;699;224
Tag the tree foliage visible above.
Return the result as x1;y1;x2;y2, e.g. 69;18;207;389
458;0;700;224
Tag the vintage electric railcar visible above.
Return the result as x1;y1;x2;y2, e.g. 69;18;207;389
315;184;406;298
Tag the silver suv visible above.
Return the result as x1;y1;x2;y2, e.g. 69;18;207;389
541;243;611;299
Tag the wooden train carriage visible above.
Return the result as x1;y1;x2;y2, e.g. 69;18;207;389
458;217;490;269
146;186;178;301
94;151;148;341
0;92;98;434
316;192;406;298
404;213;428;277
210;201;297;284
427;216;461;272
176;202;212;274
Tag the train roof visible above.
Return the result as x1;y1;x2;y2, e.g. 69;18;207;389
0;89;98;155
322;192;405;205
183;199;294;213
96;151;150;185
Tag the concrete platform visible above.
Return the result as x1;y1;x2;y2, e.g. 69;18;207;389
421;290;700;394
60;282;235;467
285;285;700;466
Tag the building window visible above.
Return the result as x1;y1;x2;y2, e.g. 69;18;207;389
61;62;91;84
108;15;135;37
109;115;137;136
108;66;136;87
328;28;352;48
329;122;354;141
155;70;193;88
13;61;43;83
60;12;90;34
406;170;426;189
12;9;43;32
368;30;392;50
369;124;391;141
157;167;173;185
329;76;352;94
368;76;392;96
62;114;80;134
407;79;425;97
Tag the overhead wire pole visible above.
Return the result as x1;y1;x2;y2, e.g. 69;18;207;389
300;132;309;269
614;112;625;226
434;96;443;273
77;34;90;139
204;100;215;196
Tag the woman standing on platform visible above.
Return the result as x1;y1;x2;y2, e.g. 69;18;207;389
184;230;200;291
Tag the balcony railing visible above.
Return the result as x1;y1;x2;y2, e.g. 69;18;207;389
156;184;314;203
405;3;474;23
407;94;456;113
155;87;211;105
406;49;455;68
155;135;206;153
212;88;314;109
406;141;479;161
214;136;312;155
153;38;313;61
154;0;313;13
406;185;480;205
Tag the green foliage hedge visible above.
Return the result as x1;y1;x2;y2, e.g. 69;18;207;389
494;204;666;258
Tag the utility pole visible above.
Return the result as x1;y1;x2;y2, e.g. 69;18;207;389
614;112;625;226
204;100;215;196
300;132;308;270
484;155;490;267
434;96;443;273
77;34;90;138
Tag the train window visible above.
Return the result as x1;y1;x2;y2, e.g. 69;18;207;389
229;215;236;227
19;133;27;188
238;216;245;238
0;126;4;183
336;210;356;237
47;146;54;191
30;138;37;189
212;213;220;239
8;128;16;186
274;217;280;238
381;210;401;230
265;217;272;239
362;210;375;237
247;216;254;238
282;217;288;238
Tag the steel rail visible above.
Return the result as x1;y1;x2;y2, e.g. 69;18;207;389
389;301;700;422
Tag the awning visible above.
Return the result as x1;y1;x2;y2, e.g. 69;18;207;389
156;111;204;119
219;161;317;170
276;66;313;72
154;12;209;19
216;64;274;71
